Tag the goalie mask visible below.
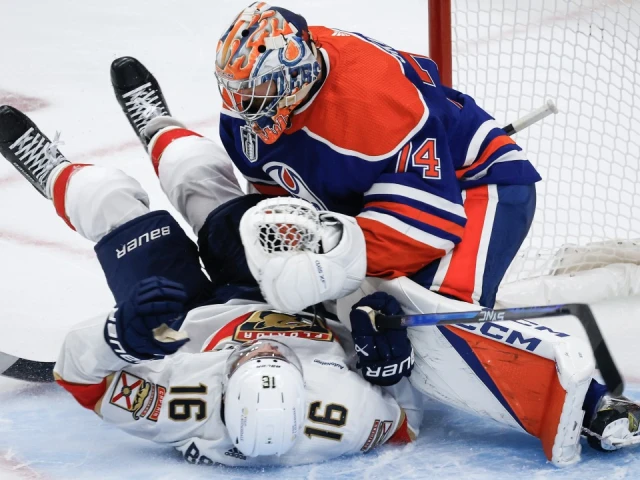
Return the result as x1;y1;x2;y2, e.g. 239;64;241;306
215;2;321;144
222;339;306;457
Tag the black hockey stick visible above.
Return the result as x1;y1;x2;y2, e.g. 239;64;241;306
0;352;55;382
375;303;624;396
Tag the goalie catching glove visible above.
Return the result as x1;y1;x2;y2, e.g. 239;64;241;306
239;197;366;313
350;292;414;387
104;276;190;363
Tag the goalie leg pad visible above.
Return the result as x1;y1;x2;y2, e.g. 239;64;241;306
381;277;594;466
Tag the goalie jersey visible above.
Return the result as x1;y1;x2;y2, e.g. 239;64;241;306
54;302;419;466
218;26;541;278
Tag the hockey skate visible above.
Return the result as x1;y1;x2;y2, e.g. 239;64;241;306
584;395;640;451
0;105;69;198
111;56;171;149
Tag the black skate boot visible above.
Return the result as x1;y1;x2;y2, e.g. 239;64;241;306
0;105;69;198
110;56;171;149
585;395;640;451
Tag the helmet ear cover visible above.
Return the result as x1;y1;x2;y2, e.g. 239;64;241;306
222;339;306;457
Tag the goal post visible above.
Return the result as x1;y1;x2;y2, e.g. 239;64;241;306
428;0;453;87
428;1;640;301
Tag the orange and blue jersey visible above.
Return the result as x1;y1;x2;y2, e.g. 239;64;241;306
219;26;541;283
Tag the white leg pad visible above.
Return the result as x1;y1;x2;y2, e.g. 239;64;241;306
378;276;595;466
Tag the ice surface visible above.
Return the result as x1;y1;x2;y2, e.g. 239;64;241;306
0;0;638;478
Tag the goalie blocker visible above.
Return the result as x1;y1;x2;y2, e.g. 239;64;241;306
341;277;597;466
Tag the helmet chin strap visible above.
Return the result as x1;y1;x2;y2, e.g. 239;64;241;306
279;81;316;108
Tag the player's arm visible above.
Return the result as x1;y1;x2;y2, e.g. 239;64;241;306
356;132;467;278
54;277;190;413
441;86;540;186
348;292;423;443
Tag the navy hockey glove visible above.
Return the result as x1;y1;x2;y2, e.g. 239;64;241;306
350;292;414;387
104;276;190;363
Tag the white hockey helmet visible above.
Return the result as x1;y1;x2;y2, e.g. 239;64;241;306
222;339;306;457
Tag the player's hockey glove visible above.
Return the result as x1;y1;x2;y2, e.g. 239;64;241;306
350;292;414;387
104;276;190;363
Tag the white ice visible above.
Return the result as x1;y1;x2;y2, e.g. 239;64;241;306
0;0;639;478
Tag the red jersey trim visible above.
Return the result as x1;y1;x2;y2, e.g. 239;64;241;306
150;128;202;175
55;376;109;411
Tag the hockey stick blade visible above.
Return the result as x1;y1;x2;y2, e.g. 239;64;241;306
375;303;624;396
0;352;55;383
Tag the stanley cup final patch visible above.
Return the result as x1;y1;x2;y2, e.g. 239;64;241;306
109;371;166;422
240;125;259;162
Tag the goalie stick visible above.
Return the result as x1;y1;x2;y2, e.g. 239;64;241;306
375;303;624;396
502;99;558;136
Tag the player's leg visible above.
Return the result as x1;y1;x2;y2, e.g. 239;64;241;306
411;183;536;308
0;106;213;306
111;57;245;235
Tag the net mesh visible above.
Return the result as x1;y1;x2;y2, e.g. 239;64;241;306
450;0;640;283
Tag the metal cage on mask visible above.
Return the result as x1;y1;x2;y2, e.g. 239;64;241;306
215;3;321;144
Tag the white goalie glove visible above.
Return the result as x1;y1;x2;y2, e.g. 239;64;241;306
239;197;367;313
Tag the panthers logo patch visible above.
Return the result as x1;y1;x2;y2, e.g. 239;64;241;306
234;311;333;342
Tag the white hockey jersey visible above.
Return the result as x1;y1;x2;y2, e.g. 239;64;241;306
54;300;420;466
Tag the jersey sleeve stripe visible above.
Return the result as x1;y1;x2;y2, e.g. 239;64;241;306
364;201;465;240
363;206;462;245
357;210;456;251
364;183;466;219
455;135;517;179
357;216;448;277
364;192;467;227
462;150;530;182
463;119;503;167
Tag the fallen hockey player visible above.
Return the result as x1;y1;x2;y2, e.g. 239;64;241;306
0;106;421;465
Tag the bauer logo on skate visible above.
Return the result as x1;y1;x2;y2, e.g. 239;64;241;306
116;226;170;258
263;162;327;210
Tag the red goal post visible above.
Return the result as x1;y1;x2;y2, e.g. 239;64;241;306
428;0;452;87
427;1;640;305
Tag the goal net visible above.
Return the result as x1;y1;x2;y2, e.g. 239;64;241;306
430;0;640;295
